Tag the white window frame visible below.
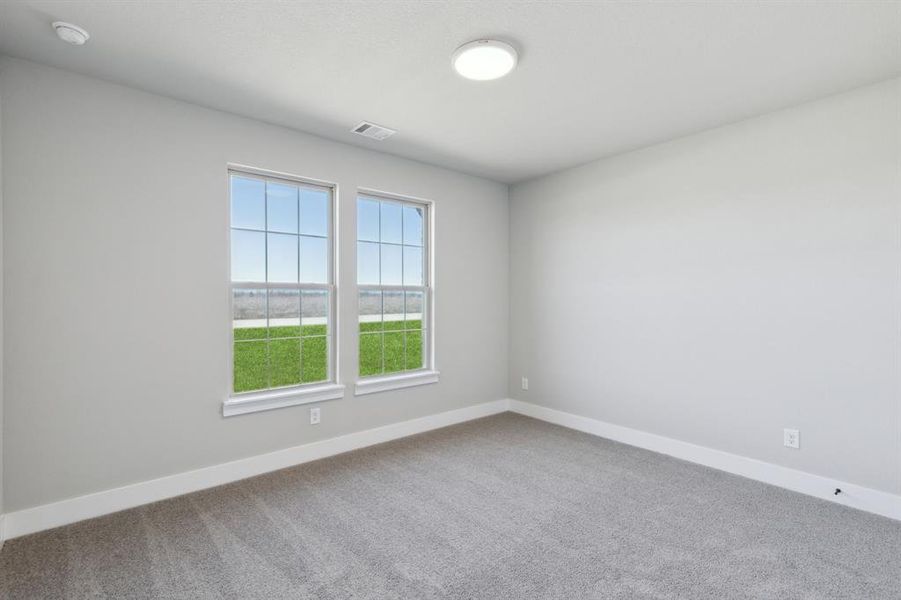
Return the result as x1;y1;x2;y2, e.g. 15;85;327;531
354;189;438;396
223;164;344;417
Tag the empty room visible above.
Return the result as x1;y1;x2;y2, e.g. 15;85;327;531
0;1;899;598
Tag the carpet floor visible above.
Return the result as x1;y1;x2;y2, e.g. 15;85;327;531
1;413;899;599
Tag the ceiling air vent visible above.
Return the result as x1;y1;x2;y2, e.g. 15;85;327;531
351;121;396;141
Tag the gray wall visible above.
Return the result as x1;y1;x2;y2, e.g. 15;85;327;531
0;58;509;512
2;55;898;514
0;62;4;532
509;78;901;495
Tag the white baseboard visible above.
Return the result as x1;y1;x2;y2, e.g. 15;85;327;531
4;397;896;542
509;399;901;522
2;399;509;540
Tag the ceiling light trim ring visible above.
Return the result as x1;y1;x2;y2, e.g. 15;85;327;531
452;39;518;81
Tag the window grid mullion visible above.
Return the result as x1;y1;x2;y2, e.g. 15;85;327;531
379;288;385;375
357;284;424;292
402;294;408;371
296;186;303;383
378;198;383;286
379;199;384;375
298;289;304;383
296;185;301;292
231;226;327;240
264;181;271;388
233;282;332;291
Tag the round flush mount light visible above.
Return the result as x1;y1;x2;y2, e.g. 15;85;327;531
452;39;518;81
53;21;90;46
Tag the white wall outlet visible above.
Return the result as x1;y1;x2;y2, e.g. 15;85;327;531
783;428;800;449
310;407;321;425
521;377;529;390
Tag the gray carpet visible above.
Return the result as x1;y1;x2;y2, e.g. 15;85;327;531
1;413;899;599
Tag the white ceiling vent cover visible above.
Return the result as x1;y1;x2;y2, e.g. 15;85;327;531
351;121;396;141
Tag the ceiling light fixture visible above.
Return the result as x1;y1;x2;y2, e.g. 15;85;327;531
452;39;518;81
53;21;90;46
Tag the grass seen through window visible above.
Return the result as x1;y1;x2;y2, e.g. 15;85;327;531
233;319;424;392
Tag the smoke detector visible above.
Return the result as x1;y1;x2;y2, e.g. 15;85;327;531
351;121;396;141
53;22;90;46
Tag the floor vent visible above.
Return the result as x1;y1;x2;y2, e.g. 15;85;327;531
351;121;396;141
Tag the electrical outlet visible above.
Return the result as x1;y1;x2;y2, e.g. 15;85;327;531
521;377;529;390
310;407;321;425
783;428;799;449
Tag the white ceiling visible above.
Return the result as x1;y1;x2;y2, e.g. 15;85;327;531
1;1;899;183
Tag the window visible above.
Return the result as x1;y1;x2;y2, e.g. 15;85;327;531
226;168;342;415
356;193;435;392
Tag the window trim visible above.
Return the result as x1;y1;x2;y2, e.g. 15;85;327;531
224;164;343;417
223;383;346;417
354;369;440;396
354;188;437;395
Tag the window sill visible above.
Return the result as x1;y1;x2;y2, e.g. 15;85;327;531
354;370;440;396
223;383;345;417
